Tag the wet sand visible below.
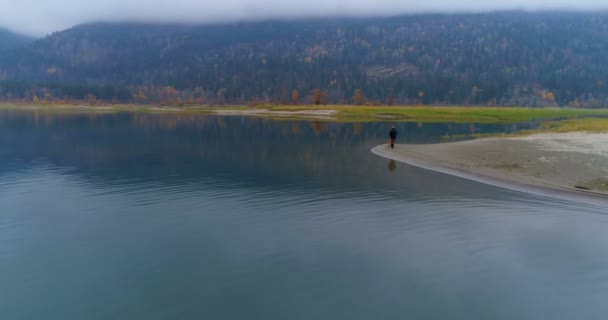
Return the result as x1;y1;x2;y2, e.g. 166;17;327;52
372;133;608;201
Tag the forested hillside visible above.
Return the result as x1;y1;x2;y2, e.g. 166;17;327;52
1;12;608;107
0;28;31;51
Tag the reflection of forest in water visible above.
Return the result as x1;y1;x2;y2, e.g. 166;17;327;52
0;110;539;197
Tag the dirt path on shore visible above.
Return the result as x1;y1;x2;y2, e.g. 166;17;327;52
372;133;608;201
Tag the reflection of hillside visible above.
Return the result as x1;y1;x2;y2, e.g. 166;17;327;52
0;110;535;197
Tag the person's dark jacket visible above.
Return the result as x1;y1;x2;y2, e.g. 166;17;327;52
389;128;398;139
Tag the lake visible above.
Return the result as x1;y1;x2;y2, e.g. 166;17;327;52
1;110;607;320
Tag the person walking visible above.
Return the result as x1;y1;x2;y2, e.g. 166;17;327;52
389;126;397;149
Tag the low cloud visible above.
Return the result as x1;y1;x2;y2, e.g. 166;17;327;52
2;0;607;36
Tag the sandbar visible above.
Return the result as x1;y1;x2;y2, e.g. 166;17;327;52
372;133;608;203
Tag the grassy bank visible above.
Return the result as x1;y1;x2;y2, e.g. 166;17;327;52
534;118;608;133
3;103;608;124
257;105;608;123
444;118;608;141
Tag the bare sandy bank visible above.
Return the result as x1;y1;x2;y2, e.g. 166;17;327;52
372;133;608;202
213;109;337;120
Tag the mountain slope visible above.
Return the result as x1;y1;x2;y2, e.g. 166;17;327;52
0;28;31;51
1;12;608;107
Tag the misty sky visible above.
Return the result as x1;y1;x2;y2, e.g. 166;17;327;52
2;0;608;36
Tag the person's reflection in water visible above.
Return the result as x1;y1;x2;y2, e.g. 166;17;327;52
388;160;397;173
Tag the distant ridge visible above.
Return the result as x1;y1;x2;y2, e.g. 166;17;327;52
1;12;608;107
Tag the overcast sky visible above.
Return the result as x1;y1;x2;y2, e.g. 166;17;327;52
2;0;607;36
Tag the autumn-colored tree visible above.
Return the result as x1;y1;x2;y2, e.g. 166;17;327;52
543;91;556;104
292;89;300;105
247;96;260;107
570;99;582;108
160;86;178;104
132;86;149;103
471;86;479;104
312;89;322;105
33;95;40;104
87;94;97;105
353;89;364;105
216;88;226;105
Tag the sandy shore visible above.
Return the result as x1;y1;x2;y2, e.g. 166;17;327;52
372;133;608;201
213;109;337;120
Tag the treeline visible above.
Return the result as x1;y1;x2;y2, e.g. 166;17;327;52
0;81;130;104
2;12;608;107
0;81;397;106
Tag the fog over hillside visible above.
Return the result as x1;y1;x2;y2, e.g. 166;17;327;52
1;0;608;35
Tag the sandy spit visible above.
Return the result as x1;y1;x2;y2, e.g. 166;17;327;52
213;109;338;119
372;133;608;203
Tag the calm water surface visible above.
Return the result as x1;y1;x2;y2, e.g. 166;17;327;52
1;111;607;320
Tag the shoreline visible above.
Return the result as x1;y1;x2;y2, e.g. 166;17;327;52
372;133;608;205
3;103;608;124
